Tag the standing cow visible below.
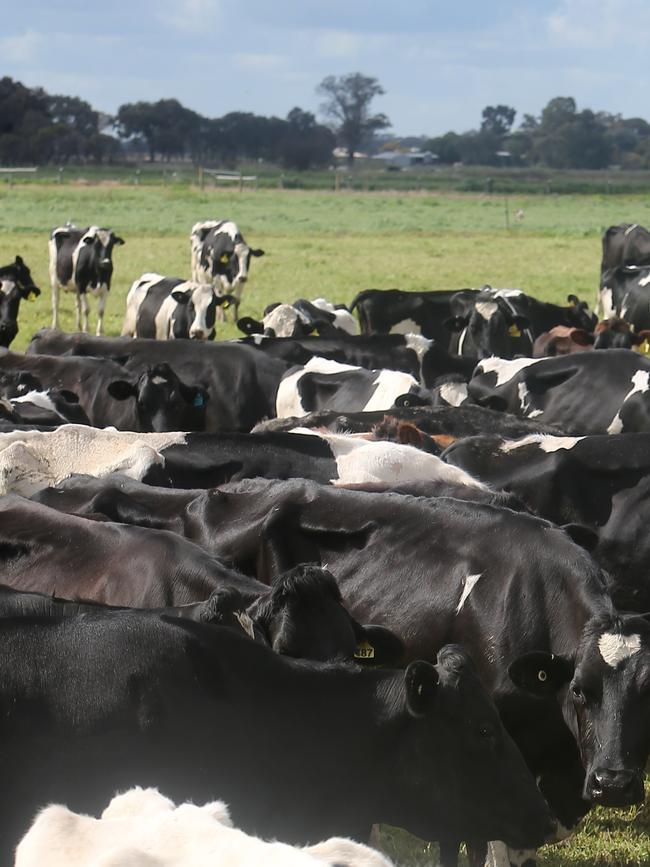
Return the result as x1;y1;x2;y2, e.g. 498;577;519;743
49;223;125;335
122;273;233;340
190;220;264;320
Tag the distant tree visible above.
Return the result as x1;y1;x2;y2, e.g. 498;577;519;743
116;99;200;162
426;131;462;164
480;105;516;137
281;108;335;170
317;72;390;163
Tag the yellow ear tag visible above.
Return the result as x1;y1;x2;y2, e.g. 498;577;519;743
220;253;230;264
635;339;650;356
27;292;37;302
222;299;230;309
508;324;521;338
354;641;375;660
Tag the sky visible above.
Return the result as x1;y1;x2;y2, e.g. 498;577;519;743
2;0;649;137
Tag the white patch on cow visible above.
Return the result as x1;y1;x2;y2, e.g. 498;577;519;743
405;333;433;365
477;356;540;386
311;298;357;334
155;293;182;339
275;356;360;418
528;409;544;417
390;318;421;335
457;326;468;355
188;283;216;338
518;381;532;415
439;381;468;406
150;376;168;386
639;272;650;288
0;279;15;296
607;370;650;434
598;632;642;668
598;287;614;319
500;433;584;453
455;573;482;614
364;370;419;411
252;333;267;345
263;304;300;336
625;223;639;236
475;301;498;321
12;390;57;413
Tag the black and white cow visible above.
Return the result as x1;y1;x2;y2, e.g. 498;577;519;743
238;298;357;338
0;257;40;347
467;351;650;435
122;273;233;340
276;357;429;417
597;264;650;334
600;223;650;274
49;223;124;335
190;220;264;319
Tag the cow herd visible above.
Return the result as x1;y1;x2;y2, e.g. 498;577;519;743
1;220;650;866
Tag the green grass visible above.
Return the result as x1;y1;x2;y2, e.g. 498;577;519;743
1;184;650;864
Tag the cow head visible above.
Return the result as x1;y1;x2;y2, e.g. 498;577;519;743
0;257;41;347
246;564;404;664
509;612;650;807
80;227;125;285
400;645;555;848
448;289;531;359
566;295;598;331
205;230;264;290
107;363;209;432
170;285;233;340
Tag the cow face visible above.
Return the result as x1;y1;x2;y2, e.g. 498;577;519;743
509;613;650;807
80;227;125;285
403;646;555;848
205;231;264;290
107;364;208;432
0;257;41;347
468;295;531;359
170;285;232;340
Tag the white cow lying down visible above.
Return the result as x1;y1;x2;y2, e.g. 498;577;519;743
15;787;394;867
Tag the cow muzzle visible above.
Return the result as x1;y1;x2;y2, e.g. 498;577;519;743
586;768;644;806
190;330;206;340
100;258;112;266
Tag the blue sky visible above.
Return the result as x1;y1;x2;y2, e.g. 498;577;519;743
2;0;648;136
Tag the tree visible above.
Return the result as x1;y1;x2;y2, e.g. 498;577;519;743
281;108;335;170
116;99;200;162
480;105;516;137
317;72;390;163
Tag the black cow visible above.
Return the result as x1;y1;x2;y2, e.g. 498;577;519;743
0;351;209;432
0;387;90;427
597;264;650;334
448;287;597;359
190;219;264;319
467;351;650;435
600;223;650;274
0;611;553;858
49;223;124;335
27;331;288;433
349;287;479;344
238;298;357;338
122;273;233;340
116;476;650;855
0;256;40;347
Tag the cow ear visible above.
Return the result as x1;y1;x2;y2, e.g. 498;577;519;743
217;294;234;308
562;523;599;552
512;314;530;329
237;317;263;335
392;392;429;409
404;660;439;717
14;256;24;266
107;380;137;401
114;236;125;246
508;652;574;696
353;624;405;667
444;315;469;332
180;383;208;408
20;286;40;300
250;248;265;257
82;235;95;245
171;290;191;305
567;294;579;306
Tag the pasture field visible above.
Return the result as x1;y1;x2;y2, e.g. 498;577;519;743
1;185;650;865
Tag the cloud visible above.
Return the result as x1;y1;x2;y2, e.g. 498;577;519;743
1;30;43;62
157;0;221;34
546;0;650;48
232;53;288;72
315;30;363;59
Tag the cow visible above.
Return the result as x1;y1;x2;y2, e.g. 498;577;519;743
0;610;553;859
0;387;91;427
137;476;650;864
600;223;650;274
447;288;597;359
467;351;650;435
349;288;479;344
0;353;209;433
190;220;264;319
122;273;233;340
596;264;650;335
27;331;289;434
532;326;594;357
238;298;357;339
0;256;41;347
276;357;428;417
591;317;650;351
49;224;125;335
16;787;395;867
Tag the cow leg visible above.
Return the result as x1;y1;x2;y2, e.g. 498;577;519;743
485;842;537;867
79;292;90;333
51;281;60;329
96;286;108;336
438;838;460;867
466;841;488;867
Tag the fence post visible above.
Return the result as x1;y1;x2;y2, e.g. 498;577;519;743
198;166;204;190
335;171;341;192
504;196;510;230
239;173;244;193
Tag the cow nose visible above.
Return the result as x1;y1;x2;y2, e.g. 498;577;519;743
238;275;248;283
190;330;205;340
100;258;112;265
587;768;643;806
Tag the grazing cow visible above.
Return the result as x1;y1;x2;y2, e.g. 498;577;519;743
27;331;289;433
276;357;427;417
0;352;208;432
532;326;594;357
467;350;650;434
122;273;233;340
190;220;265;318
49;223;125;335
0;611;553;858
448;288;597;359
16;788;395;867
238;298;357;338
349;288;479;344
0;256;41;347
149;477;650;862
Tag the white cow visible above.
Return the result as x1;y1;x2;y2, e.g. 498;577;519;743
15;787;394;867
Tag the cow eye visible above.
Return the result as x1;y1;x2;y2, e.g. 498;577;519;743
571;683;586;704
478;723;495;739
